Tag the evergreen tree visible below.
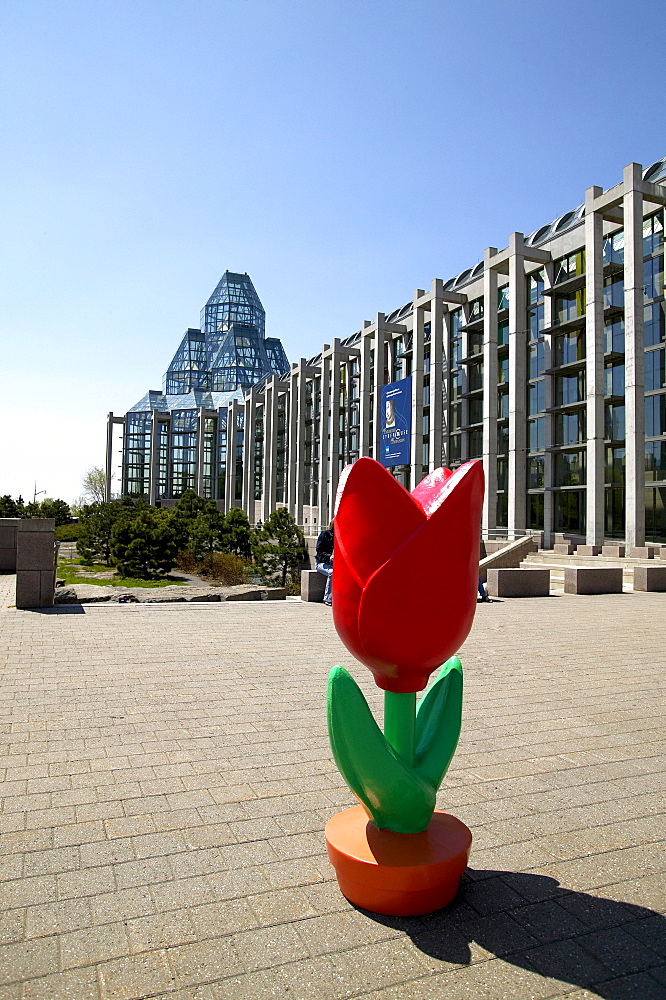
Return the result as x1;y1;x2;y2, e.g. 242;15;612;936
252;509;305;587
39;498;72;526
188;505;228;561
111;508;179;579
223;507;252;559
78;498;142;565
0;495;25;518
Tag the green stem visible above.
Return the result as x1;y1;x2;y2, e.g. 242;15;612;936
384;691;416;767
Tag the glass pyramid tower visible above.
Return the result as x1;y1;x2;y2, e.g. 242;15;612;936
129;271;289;414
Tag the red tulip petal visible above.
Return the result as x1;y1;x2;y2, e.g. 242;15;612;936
357;460;485;692
335;457;425;586
331;528;365;662
411;466;454;516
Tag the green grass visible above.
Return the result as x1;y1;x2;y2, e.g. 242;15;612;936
57;558;187;589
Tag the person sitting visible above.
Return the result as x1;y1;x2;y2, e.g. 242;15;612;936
315;520;334;606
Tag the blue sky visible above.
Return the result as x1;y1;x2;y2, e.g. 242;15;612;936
0;0;663;503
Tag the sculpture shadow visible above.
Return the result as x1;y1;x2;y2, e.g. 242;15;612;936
360;869;665;999
26;605;86;614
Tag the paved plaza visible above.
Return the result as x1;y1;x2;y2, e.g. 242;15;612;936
0;574;664;999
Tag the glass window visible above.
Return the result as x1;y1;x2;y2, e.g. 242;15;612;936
498;286;510;311
605;446;626;485
645;485;666;542
604;363;625;397
497;423;509;454
645;394;666;437
643;213;664;257
497;457;508;490
468;362;483;392
528;456;544;489
554;450;586;486
605;403;625;441
449;433;461;465
645;349;665;391
644;256;663;301
451;371;463;400
529;381;545;415
497;320;509;346
603;230;624;265
529;341;545;378
498;357;509;384
529;304;545;337
496;492;508;527
554;330;585;366
529;417;545;452
645;440;666;482
557;290;586;323
469;429;483;458
604;318;625;354
528;493;544;530
554;490;586;534
468;298;484;321
555;410;585;446
603;277;624;310
529;270;545;304
553;250;585;285
645;302;666;346
468;398;483;425
451;403;462;431
605;488;625;539
497;391;509;419
555;372;585;406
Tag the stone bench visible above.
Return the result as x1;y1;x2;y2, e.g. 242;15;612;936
576;545;601;556
486;568;550;598
629;546;658;559
301;569;326;602
602;544;625;557
564;566;623;595
633;565;666;592
553;543;574;555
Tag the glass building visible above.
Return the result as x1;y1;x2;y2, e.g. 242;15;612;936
109;161;666;548
107;272;289;505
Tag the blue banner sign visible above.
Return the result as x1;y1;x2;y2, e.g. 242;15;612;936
380;376;412;467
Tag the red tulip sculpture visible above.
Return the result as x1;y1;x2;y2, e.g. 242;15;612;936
325;458;484;915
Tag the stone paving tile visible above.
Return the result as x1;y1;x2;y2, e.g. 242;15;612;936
0;588;664;998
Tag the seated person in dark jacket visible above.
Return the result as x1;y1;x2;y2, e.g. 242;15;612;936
315;520;334;606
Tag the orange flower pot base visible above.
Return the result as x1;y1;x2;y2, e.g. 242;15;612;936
325;806;472;917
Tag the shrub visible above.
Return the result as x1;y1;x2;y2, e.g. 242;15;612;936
197;552;247;585
111;508;179;578
55;523;83;542
175;550;199;574
252;509;306;587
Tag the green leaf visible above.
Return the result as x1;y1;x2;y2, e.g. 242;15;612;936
327;666;435;833
414;657;463;789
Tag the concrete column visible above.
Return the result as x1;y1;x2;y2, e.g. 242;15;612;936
261;379;278;522
482;250;498;536
105;413;115;502
318;353;332;527
372;317;387;459
294;362;308;527
149;412;160;505
242;396;254;518
224;401;238;510
330;342;343;511
508;234;527;537
429;285;444;469
442;309;453;465
359;327;373;457
585;187;606;546
410;300;425;487
542;265;555;547
624;164;646;548
195;407;206;497
287;366;299;515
